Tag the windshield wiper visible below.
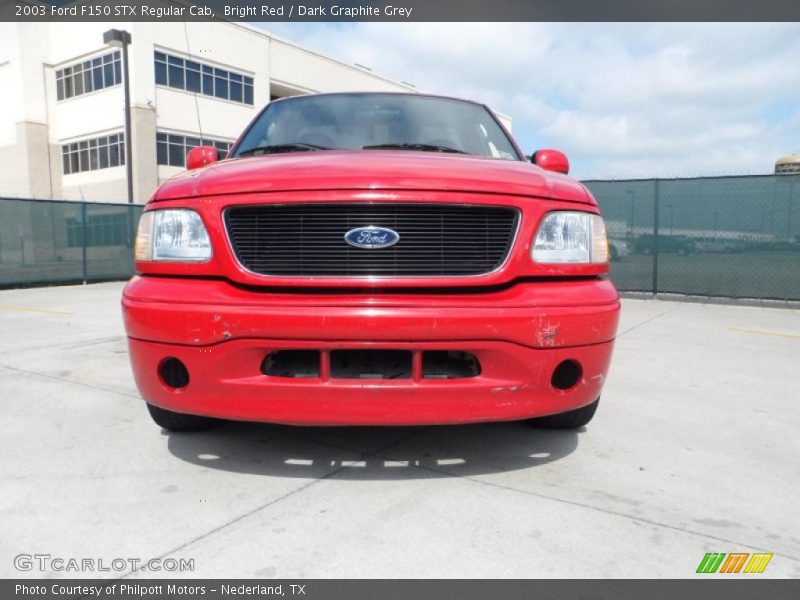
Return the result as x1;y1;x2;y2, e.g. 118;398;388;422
362;143;468;154
237;143;332;156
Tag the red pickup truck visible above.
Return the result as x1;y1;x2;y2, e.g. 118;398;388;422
122;93;619;432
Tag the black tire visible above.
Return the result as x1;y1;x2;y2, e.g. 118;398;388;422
528;398;600;429
146;403;219;432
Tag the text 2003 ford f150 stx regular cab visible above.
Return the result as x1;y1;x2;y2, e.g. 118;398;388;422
122;93;620;432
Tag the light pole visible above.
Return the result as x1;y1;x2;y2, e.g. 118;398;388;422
103;29;133;204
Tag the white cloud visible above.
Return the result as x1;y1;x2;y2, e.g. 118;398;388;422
261;23;800;178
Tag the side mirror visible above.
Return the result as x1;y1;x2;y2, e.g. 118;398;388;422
186;146;219;171
532;149;569;175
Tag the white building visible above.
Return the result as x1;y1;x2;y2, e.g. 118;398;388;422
775;155;800;175
0;19;428;203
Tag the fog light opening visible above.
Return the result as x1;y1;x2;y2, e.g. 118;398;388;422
159;357;190;389
551;359;581;391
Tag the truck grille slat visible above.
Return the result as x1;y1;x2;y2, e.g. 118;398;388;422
225;203;518;277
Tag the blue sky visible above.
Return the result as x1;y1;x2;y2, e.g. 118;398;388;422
256;22;800;179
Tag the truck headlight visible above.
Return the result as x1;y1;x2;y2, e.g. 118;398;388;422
532;211;608;264
135;209;212;262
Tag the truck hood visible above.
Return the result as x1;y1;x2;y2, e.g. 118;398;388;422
151;150;594;204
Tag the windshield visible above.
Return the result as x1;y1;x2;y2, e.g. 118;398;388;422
232;93;521;160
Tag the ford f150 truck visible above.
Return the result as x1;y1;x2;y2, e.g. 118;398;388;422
122;93;620;431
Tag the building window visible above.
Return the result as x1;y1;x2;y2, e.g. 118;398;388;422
154;51;254;105
56;51;121;101
156;132;232;167
66;212;131;248
62;133;125;175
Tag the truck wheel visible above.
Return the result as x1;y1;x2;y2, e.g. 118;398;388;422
146;403;219;432
528;398;599;429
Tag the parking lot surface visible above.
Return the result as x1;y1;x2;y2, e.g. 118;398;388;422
1;282;798;578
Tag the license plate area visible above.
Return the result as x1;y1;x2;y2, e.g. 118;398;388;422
330;349;412;380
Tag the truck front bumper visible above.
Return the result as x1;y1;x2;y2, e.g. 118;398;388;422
122;276;620;426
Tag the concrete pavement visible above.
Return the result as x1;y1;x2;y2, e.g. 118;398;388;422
0;282;798;578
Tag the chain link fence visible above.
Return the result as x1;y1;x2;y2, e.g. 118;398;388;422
2;174;799;300
0;198;141;287
585;174;800;300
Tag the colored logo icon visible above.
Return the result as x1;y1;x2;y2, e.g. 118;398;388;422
696;552;773;574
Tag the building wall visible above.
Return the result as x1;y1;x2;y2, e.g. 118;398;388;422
0;21;509;204
131;105;158;201
0;23;36;198
269;37;407;94
0;61;15;145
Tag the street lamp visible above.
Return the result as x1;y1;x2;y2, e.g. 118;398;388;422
103;29;133;204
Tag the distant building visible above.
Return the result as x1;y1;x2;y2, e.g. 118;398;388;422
775;155;800;174
1;17;512;204
0;20;428;203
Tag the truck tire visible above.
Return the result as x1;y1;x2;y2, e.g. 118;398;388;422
528;398;599;429
146;403;219;432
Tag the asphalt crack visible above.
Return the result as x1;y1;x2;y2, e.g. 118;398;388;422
617;302;685;337
101;426;435;584
0;362;140;400
367;451;800;565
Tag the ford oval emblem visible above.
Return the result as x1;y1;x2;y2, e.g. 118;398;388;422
344;226;400;249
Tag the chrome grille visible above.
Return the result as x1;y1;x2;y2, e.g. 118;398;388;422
225;203;519;277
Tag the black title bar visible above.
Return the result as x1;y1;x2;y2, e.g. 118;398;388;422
3;0;800;22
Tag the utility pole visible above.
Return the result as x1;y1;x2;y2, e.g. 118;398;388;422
104;29;134;204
